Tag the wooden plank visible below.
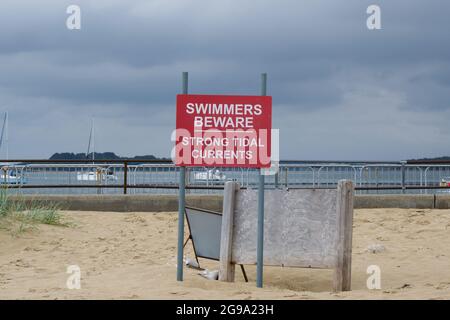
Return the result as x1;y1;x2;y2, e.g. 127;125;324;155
333;180;354;292
218;181;239;281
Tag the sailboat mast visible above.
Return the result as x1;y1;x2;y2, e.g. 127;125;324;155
0;112;7;159
92;118;95;162
86;118;95;162
6;112;8;160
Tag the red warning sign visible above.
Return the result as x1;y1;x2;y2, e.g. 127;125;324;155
175;94;272;168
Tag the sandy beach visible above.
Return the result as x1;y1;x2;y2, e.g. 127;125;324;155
1;208;450;300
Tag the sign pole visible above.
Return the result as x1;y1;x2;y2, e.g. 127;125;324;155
256;73;267;288
177;71;188;281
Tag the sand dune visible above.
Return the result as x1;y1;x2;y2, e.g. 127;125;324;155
1;208;450;299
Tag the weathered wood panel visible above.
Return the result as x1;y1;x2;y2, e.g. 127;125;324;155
231;188;339;268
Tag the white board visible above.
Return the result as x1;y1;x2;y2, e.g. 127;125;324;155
231;189;339;268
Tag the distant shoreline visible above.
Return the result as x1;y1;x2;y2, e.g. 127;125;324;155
49;152;169;161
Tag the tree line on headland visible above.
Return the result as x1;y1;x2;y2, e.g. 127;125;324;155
48;152;449;162
49;152;170;161
409;156;450;161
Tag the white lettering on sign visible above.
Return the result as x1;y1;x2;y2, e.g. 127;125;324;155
186;103;262;116
182;136;265;148
187;103;263;129
193;116;253;129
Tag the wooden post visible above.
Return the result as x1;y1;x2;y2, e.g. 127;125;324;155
219;181;239;281
333;179;354;291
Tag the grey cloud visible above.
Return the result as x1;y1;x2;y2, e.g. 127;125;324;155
0;0;450;159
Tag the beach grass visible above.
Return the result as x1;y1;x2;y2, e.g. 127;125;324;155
0;189;68;236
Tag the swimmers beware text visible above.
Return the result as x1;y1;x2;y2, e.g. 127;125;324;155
175;94;272;167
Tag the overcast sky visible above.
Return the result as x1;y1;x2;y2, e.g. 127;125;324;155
0;0;449;160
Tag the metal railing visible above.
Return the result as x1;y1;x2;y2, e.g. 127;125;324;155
1;159;450;195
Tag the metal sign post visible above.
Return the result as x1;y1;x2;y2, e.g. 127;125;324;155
256;73;267;288
177;71;188;281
